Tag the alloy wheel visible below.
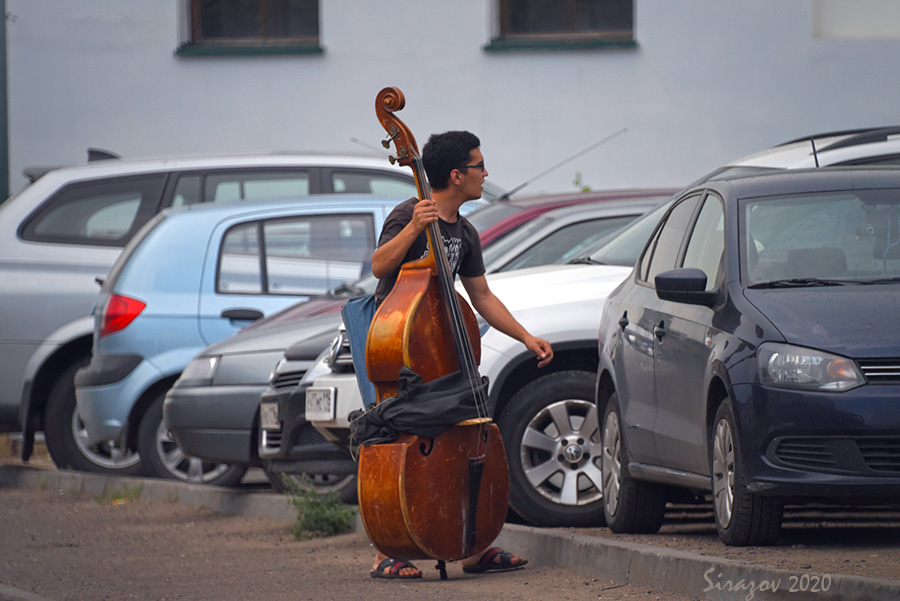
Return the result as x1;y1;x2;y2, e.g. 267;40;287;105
712;418;736;528
519;399;602;507
71;407;141;471
601;409;622;516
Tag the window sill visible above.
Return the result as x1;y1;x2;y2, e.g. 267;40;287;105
484;37;636;52
175;43;324;57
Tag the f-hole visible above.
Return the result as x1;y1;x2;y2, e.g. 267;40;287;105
419;438;434;456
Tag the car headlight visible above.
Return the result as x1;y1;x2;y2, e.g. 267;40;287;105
179;356;220;386
758;343;864;392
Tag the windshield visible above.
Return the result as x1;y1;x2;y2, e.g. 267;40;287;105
585;200;673;266
744;189;900;286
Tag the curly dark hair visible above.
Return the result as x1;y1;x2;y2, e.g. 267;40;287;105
422;130;481;190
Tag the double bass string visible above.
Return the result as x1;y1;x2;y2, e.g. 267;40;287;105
411;155;491;432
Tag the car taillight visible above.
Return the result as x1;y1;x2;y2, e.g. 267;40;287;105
100;293;146;338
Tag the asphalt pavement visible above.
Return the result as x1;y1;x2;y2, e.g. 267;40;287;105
1;464;898;601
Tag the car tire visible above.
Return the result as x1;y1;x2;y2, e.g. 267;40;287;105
137;392;247;487
43;358;145;475
497;370;604;527
711;399;783;546
262;464;358;504
601;393;666;534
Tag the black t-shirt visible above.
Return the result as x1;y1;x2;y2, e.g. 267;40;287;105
374;198;485;303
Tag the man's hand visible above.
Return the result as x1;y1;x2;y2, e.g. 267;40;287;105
411;198;439;232
524;335;553;368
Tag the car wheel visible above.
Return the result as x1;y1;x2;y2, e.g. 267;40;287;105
601;393;666;534
262;463;358;504
497;370;604;527
137;392;247;487
711;399;783;546
43;358;144;475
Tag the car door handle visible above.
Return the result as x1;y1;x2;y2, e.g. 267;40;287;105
221;308;264;322
654;321;667;341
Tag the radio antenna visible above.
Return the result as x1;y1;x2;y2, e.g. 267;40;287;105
498;127;627;201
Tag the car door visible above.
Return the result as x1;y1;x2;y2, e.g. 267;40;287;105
612;195;703;462
651;192;725;475
198;210;378;345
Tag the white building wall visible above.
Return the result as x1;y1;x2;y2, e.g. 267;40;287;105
6;1;900;196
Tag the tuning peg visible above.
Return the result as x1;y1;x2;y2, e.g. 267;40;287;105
382;138;391;149
388;155;398;165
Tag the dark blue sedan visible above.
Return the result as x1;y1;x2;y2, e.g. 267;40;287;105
597;167;900;546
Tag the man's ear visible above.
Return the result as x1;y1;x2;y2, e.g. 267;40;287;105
449;168;463;186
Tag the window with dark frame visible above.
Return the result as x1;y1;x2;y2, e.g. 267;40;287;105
188;0;319;48
494;0;634;49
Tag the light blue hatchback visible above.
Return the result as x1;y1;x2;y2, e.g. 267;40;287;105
74;194;404;485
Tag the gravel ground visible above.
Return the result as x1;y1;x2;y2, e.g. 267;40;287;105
0;486;684;601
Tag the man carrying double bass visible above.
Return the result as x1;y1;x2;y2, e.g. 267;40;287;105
367;130;553;579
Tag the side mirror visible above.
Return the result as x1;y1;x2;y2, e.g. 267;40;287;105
655;268;717;306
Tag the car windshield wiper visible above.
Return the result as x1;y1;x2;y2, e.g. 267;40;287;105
864;276;900;284
567;257;604;265
330;282;366;296
748;278;857;289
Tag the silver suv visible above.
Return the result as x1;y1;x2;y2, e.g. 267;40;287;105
0;151;427;472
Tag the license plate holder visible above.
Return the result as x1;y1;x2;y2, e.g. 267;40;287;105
260;402;280;430
305;386;336;421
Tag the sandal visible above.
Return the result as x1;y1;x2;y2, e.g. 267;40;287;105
370;557;423;580
462;547;528;574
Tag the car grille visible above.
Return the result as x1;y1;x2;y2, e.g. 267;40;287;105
271;369;306;390
773;438;838;469
857;359;900;384
772;436;900;474
856;437;900;472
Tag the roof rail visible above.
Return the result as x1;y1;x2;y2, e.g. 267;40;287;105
777;127;890;147
817;126;900;152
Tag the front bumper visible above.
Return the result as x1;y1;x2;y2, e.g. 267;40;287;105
733;382;900;501
257;367;354;475
164;383;266;466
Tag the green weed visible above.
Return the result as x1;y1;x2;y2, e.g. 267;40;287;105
285;475;355;539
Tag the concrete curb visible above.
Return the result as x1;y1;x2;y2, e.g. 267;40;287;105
3;465;898;601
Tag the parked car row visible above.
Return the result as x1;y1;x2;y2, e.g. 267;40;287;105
8;127;900;547
291;127;900;538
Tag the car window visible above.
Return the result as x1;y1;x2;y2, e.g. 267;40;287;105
18;174;166;246
330;170;416;197
744;189;900;285
496;215;635;272
640;194;701;284
170;171;313;208
217;213;376;296
682;194;725;291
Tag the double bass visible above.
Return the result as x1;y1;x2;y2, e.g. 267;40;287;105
357;87;509;575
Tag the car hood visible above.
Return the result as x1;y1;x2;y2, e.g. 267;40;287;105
200;312;342;357
483;263;634;310
237;296;349;334
473;263;634;343
744;284;900;358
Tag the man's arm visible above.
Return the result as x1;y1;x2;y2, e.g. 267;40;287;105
460;274;553;368
371;199;438;278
